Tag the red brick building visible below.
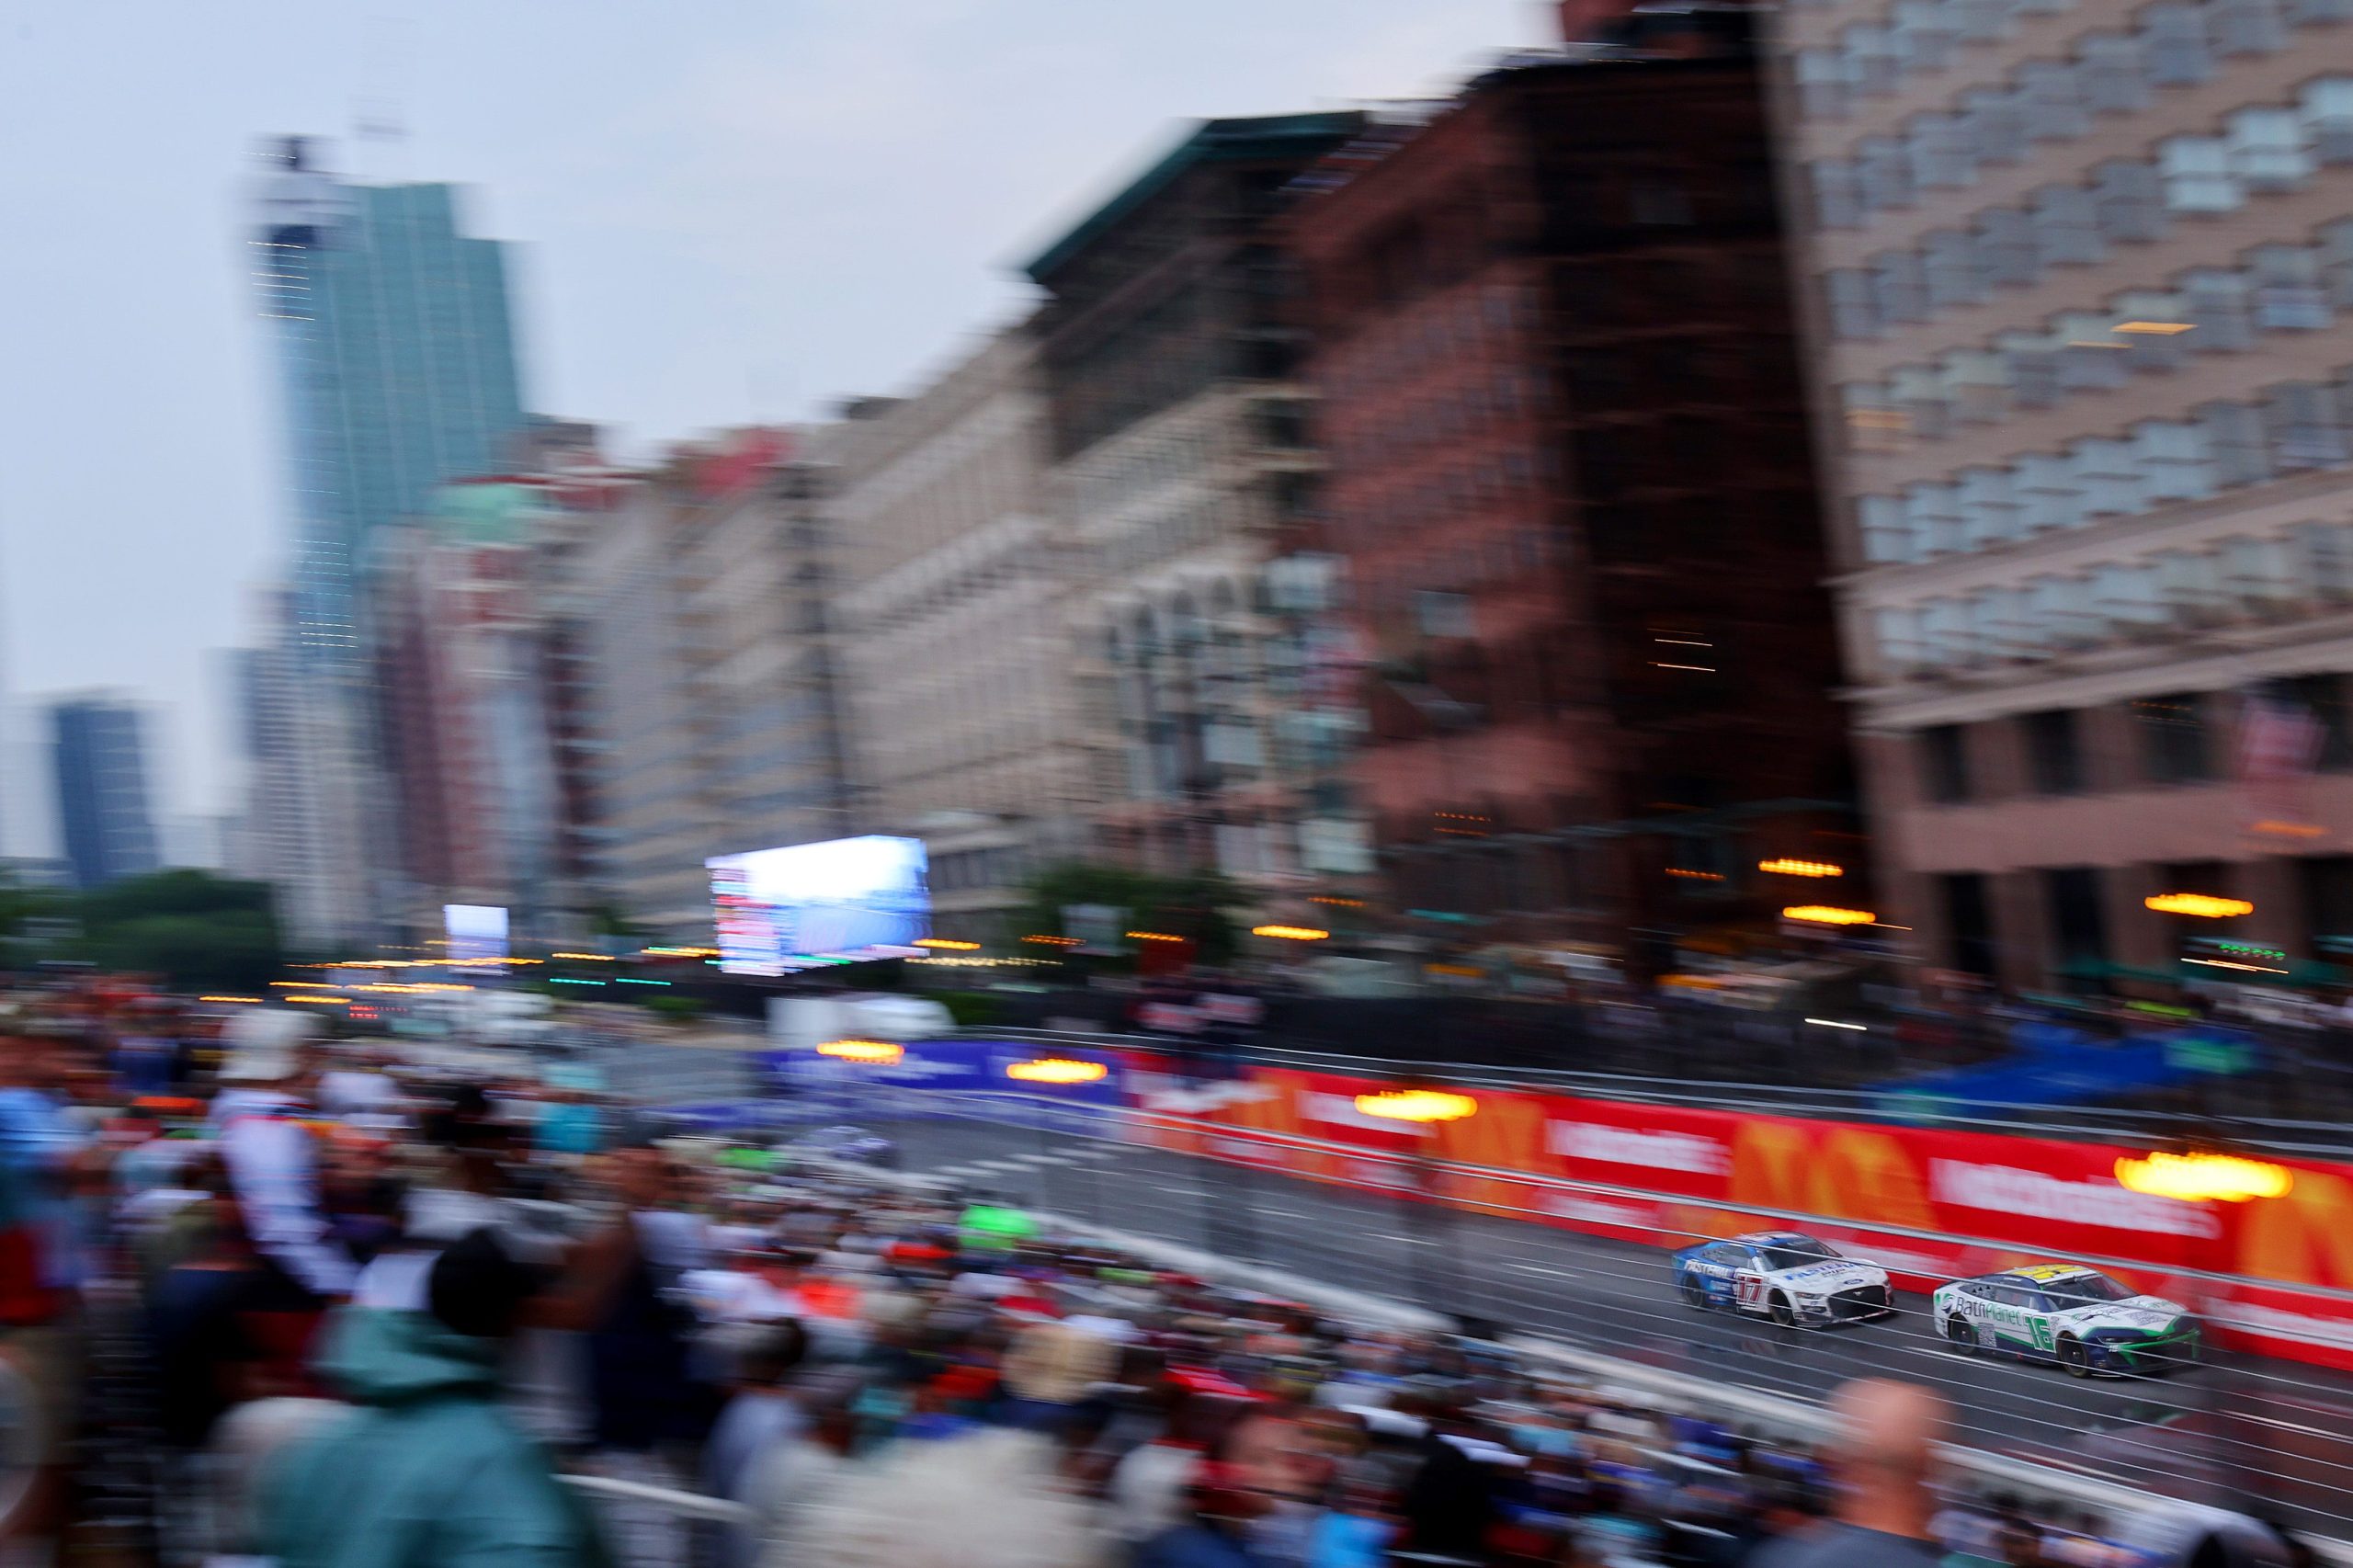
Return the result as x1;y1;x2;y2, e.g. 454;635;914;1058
1284;42;1858;967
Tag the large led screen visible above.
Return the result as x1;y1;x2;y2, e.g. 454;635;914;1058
708;835;930;975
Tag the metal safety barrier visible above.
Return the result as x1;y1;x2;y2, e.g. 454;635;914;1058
783;1079;2353;1551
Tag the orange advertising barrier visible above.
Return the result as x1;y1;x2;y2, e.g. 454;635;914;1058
1119;1061;2353;1370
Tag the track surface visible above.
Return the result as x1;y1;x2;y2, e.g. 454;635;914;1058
858;1108;2353;1540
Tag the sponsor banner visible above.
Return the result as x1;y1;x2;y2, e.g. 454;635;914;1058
1124;1062;2353;1371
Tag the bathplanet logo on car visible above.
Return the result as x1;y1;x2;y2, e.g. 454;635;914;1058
1547;1122;1727;1176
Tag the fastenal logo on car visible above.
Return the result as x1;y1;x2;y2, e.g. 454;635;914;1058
1547;1121;1728;1176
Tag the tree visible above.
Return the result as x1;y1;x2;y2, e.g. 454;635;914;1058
64;869;287;991
1015;862;1242;968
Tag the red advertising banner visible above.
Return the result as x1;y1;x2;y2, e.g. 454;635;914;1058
1119;1060;2353;1370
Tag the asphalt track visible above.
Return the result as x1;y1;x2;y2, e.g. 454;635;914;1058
853;1107;2353;1540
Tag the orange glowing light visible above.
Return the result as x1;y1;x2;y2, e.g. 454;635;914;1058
1005;1058;1108;1085
2115;1151;2291;1202
1355;1089;1478;1124
816;1039;904;1064
1783;905;1877;926
1759;858;1844;878
2144;893;2254;918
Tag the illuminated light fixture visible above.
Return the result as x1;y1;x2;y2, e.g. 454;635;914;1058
281;994;347;1006
1806;1017;1868;1031
2113;320;2194;335
1309;895;1366;907
1783;905;1877;926
269;980;338;989
198;995;262;1005
549;977;607;986
1252;925;1330;940
1126;930;1186;943
817;1038;904;1064
2215;940;2287;960
1006;1057;1108;1085
1665;868;1724;881
2145;892;2254;918
551;951;616;961
913;937;981;951
1759;858;1844;879
2251;820;2325;838
614;977;672;986
2183;957;2290;975
1651;662;1716;672
1354;1089;1478;1124
2115;1151;2292;1202
1021;934;1082;946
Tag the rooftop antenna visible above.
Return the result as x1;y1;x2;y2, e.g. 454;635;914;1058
350;15;417;183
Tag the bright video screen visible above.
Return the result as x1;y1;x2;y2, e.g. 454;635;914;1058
708;835;930;975
444;903;509;961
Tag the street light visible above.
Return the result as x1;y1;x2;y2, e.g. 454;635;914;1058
1006;1057;1108;1085
2115;1151;2292;1202
2144;893;2255;918
1759;858;1844;878
817;1038;904;1064
1252;925;1330;941
1354;1088;1478;1123
1782;905;1877;926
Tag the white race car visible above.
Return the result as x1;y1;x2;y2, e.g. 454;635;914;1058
1672;1230;1893;1325
1932;1263;2200;1377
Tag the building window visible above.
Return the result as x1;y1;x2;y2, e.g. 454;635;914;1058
1921;723;1971;803
2278;673;2353;769
2300;855;2353;958
2045;866;2110;979
2135;693;2211;783
1940;871;1997;979
2021;710;2084;794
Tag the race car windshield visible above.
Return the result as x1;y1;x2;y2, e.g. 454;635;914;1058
2044;1274;2131;1305
1761;1240;1837;1270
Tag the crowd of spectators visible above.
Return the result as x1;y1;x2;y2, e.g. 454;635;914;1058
0;983;2312;1568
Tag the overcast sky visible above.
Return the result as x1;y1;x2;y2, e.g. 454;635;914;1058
0;0;1550;857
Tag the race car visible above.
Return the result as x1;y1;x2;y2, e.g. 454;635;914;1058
1671;1231;1893;1325
1932;1263;2200;1377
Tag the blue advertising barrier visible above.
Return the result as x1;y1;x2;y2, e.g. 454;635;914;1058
1870;1019;2262;1119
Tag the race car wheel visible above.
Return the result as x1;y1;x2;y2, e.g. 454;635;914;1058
1947;1318;1978;1355
1769;1293;1796;1328
1681;1277;1711;1312
2059;1336;2092;1378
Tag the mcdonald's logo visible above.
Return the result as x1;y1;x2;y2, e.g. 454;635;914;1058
2238;1168;2353;1289
1729;1122;1938;1231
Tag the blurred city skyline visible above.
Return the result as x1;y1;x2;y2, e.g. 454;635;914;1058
0;0;1550;851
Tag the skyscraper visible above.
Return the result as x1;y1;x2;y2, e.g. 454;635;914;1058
50;696;160;890
247;136;531;944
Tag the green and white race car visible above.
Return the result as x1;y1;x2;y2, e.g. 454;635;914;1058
1932;1263;2200;1377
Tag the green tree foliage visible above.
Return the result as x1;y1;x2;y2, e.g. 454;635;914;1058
1015;862;1241;967
62;869;286;991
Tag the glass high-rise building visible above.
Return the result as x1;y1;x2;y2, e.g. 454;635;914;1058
253;136;529;660
50;696;160;890
246;137;530;942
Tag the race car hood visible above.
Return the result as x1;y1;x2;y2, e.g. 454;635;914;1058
1769;1260;1885;1294
2052;1294;2190;1334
